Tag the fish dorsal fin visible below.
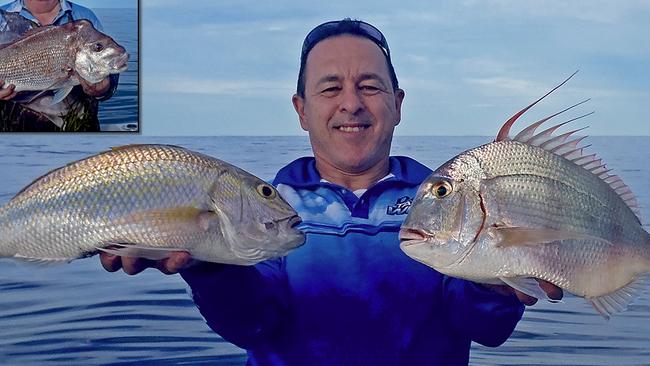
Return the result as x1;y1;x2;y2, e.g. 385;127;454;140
494;72;642;221
495;70;579;142
110;144;149;151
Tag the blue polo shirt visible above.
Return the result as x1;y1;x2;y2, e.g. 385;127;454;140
181;156;524;366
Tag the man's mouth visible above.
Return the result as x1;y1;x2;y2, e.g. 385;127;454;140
335;124;371;133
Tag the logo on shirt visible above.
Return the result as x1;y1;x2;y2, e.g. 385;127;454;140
387;196;412;215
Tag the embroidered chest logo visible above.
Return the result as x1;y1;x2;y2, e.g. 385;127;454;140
386;196;412;215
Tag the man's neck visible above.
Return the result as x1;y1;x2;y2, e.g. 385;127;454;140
316;158;391;192
24;0;61;25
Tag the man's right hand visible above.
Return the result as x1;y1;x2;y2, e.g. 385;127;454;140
0;80;18;100
100;251;194;275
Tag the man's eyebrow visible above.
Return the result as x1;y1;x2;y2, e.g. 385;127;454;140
315;74;342;85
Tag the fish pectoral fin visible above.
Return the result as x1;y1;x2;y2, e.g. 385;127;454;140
490;226;612;247
25;89;49;104
120;207;220;233
588;274;649;320
97;243;189;261
499;277;559;303
50;85;74;105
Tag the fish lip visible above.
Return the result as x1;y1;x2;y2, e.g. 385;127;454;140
112;53;129;72
287;215;302;228
399;227;430;243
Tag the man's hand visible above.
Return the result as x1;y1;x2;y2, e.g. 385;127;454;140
100;251;194;275
484;279;563;306
79;77;111;97
0;80;18;100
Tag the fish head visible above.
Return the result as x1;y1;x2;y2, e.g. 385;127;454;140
400;152;485;271
68;20;129;83
208;167;305;263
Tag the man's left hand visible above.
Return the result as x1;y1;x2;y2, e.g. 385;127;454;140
484;279;563;306
79;77;111;97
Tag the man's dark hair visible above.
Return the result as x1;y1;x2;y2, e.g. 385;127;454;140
296;18;399;98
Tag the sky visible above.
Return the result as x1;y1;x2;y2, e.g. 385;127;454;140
118;0;649;136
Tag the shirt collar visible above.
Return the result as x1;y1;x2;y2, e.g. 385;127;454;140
6;1;71;24
273;156;431;188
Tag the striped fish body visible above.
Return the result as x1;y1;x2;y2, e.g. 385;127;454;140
0;144;304;265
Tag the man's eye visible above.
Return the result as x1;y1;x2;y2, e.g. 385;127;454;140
321;86;341;95
360;85;381;94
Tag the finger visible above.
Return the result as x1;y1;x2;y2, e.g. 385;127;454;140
156;252;192;275
514;290;539;306
121;256;152;275
100;252;123;272
0;84;16;99
537;280;564;301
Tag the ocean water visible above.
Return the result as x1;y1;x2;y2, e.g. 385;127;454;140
0;135;648;366
94;8;139;132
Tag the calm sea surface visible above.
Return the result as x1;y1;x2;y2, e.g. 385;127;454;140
94;8;139;132
0;135;648;366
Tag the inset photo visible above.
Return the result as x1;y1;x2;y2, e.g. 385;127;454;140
0;0;138;132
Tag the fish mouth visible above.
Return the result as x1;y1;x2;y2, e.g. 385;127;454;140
287;215;302;228
111;53;129;72
399;227;431;245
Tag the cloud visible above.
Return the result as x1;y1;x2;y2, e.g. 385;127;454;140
145;77;295;97
457;0;650;24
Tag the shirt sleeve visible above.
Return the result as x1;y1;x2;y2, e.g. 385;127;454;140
180;258;289;349
443;276;525;347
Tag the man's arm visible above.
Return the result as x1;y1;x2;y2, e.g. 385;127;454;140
443;277;525;347
78;74;119;101
100;252;289;349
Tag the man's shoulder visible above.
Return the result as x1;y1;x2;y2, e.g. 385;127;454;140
272;157;319;187
1;1;18;12
68;2;102;29
389;156;432;184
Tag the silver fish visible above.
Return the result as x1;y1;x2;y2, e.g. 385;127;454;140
0;144;304;265
0;19;128;104
399;73;650;318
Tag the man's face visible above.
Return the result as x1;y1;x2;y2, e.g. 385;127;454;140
293;35;404;175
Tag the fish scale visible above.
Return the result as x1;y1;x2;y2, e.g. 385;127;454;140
1;26;78;90
0;144;304;265
400;74;650;318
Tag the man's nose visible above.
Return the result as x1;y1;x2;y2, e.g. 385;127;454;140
338;86;364;113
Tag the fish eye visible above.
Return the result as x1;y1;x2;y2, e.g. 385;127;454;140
93;42;104;52
256;184;277;199
431;180;453;199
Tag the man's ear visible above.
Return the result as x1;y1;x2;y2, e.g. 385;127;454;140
394;88;405;126
292;94;309;131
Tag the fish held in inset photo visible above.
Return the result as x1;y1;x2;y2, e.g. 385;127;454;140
0;19;129;104
0;144;304;266
399;72;650;319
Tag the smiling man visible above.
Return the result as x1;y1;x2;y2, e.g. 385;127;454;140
102;19;562;365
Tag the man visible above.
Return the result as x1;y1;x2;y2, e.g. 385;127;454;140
101;19;561;365
0;0;118;131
